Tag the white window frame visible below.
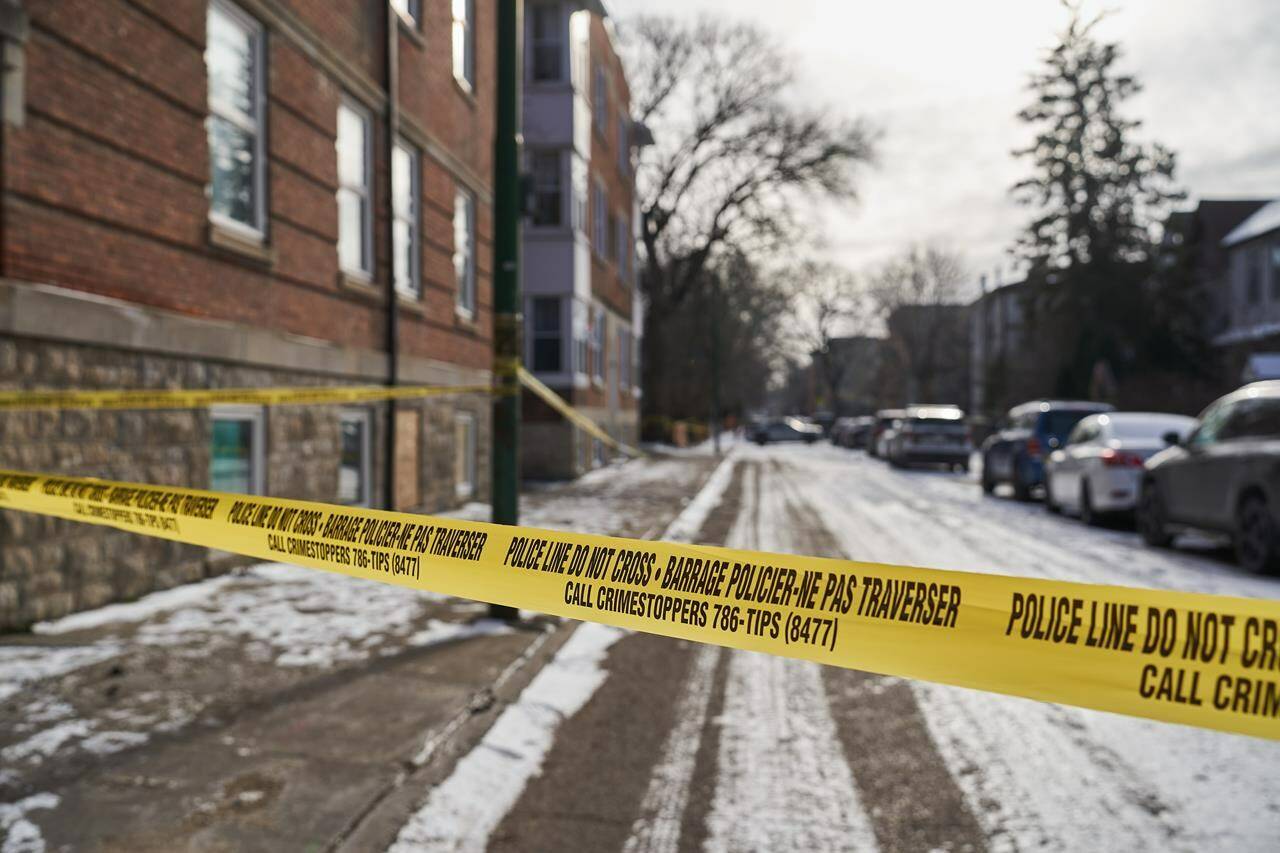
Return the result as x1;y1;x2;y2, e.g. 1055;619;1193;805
528;2;566;83
210;404;265;495
206;0;267;238
454;188;477;317
392;139;421;298
454;412;477;499
391;0;421;27
337;98;374;277
452;0;476;90
338;408;372;507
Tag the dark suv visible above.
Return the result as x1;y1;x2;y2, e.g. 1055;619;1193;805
981;400;1114;500
1137;382;1280;574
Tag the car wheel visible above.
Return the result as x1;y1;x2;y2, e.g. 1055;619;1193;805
1137;481;1173;548
1080;481;1099;526
1044;474;1060;514
981;455;995;495
1235;494;1280;575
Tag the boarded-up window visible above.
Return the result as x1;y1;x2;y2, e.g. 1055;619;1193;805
395;409;420;510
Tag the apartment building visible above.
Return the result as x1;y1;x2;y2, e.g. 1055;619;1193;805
0;0;494;629
520;0;642;479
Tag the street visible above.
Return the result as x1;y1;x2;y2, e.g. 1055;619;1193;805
398;443;1280;852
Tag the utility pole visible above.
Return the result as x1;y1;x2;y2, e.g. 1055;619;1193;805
709;273;722;456
489;0;522;621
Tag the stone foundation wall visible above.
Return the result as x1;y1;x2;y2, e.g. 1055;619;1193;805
0;335;490;631
522;408;639;481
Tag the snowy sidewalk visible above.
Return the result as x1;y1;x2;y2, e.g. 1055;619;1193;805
0;452;720;852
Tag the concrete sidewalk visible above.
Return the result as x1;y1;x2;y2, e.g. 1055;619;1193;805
0;452;719;852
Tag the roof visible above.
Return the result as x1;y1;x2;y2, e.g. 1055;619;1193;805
1222;199;1280;248
1008;400;1115;416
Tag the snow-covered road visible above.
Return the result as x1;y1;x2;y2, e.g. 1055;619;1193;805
417;442;1280;852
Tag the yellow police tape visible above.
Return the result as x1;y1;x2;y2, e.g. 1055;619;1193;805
518;367;644;458
0;468;1276;740
0;384;497;411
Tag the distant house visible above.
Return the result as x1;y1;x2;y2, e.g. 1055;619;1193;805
1163;199;1271;342
1218;199;1280;346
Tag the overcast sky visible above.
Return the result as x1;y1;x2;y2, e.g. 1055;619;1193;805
609;0;1280;290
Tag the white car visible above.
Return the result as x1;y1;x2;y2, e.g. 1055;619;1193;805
1044;412;1198;524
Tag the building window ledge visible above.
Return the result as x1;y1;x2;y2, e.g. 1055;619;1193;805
397;15;425;49
208;220;276;266
453;75;477;108
338;271;383;302
397;292;426;315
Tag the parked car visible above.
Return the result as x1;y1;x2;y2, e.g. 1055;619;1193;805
1044;412;1197;523
1137;382;1280;573
981;400;1114;500
831;416;874;449
867;409;906;457
885;405;971;471
755;417;823;445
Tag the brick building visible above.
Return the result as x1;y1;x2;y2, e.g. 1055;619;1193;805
520;0;642;478
0;0;495;629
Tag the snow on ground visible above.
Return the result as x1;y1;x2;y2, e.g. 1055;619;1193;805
757;442;1280;851
389;453;736;852
0;644;121;704
387;622;627;852
0;792;59;853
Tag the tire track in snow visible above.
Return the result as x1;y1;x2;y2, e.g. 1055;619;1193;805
785;444;1280;851
701;456;880;853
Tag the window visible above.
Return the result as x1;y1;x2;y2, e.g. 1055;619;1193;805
1219;398;1280;441
452;0;475;89
590;306;605;382
1190;401;1234;447
592;62;608;135
392;141;420;297
530;4;563;82
530;150;563;226
391;0;420;26
592;182;606;257
338;409;371;506
618;116;630;174
337;100;372;276
206;1;265;234
454;189;477;315
615;215;631;278
210;406;264;494
618;326;631;389
455;412;477;499
531;296;563;372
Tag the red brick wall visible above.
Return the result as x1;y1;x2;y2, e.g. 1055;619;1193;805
3;0;494;372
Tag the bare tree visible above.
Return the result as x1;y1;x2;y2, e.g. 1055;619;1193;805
620;16;877;417
870;245;971;406
788;262;872;418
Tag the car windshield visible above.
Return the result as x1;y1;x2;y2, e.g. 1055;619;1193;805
1041;410;1103;438
1109;416;1194;441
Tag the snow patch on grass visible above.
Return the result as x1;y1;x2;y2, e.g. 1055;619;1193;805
0;644;121;705
0;792;59;853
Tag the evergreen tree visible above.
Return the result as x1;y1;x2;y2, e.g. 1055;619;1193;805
1010;2;1184;400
